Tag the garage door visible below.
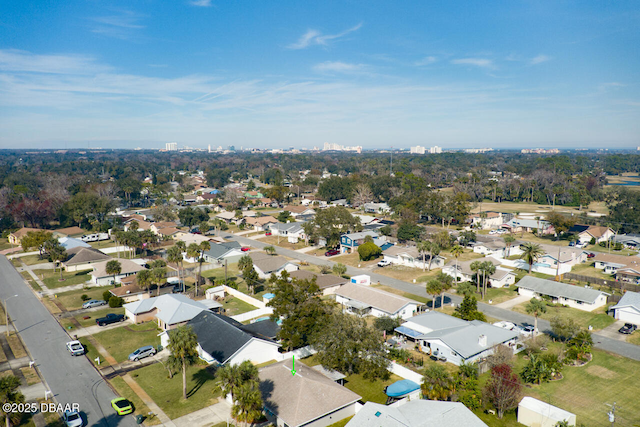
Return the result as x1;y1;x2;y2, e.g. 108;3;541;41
617;308;640;325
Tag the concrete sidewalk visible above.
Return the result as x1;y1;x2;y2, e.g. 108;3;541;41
20;382;46;401
72;320;132;338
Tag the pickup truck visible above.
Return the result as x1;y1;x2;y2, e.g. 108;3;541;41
96;313;125;326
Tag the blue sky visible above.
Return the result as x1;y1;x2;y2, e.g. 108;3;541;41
0;1;639;149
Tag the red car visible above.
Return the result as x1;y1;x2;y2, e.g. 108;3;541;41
325;249;340;256
587;252;595;258
241;247;250;252
265;232;272;236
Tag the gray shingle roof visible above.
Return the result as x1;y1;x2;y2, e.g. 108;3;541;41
124;294;207;325
403;311;468;332
346;401;487;427
288;270;348;289
611;291;640;312
335;283;420;315
516;275;607;304
64;247;110;265
204;241;242;260
249;252;295;274
259;360;361;427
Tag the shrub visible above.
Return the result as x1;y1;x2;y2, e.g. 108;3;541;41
589;237;596;245
103;290;112;302
373;316;402;334
80;294;90;302
319;265;332;274
357;241;382;261
108;296;124;308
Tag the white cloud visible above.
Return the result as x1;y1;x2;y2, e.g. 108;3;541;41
90;10;145;40
415;56;437;66
313;61;363;73
451;58;494;68
189;0;212;7
287;23;362;49
530;54;551;65
0;49;110;74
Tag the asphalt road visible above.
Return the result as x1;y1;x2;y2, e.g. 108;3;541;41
224;233;640;361
0;255;137;427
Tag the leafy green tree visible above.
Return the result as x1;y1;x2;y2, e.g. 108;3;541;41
433;230;454;250
306;206;361;247
319;264;332;274
263;245;276;256
0;374;25;427
456;282;476;296
312;311;389;379
268;274;331;350
426;280;443;311
105;260;122;285
178;206;210;228
373;316;402;334
458;230;476;247
525;298;547;342
332;263;347;276
421;365;455;401
238;254;253;271
454;295;486;321
277;211;293;223
167;325;199;400
520;354;551;385
520;243;544;273
108;296;124;308
21;230;53;258
567;330;593;362
436;272;453;308
357;241;381;261
550;316;580;342
242;265;260;295
396;223;423;242
45;239;68;280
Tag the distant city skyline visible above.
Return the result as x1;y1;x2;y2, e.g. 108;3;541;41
1;1;639;149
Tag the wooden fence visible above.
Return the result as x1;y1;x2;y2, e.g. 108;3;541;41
563;273;640;293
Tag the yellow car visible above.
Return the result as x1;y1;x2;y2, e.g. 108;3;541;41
111;398;133;416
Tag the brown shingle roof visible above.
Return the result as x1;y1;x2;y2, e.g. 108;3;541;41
289;270;348;289
92;259;146;278
10;227;41;239
53;226;85;236
110;283;146;297
245;216;278;226
259;360;361;427
284;205;313;214
584;226;613;239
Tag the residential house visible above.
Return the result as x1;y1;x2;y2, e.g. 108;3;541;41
255;197;276;207
177;311;280;366
202;241;244;264
283;205;316;218
244;215;279;232
150;222;178;234
8;227;41;245
614;233;640;249
502;218;554;235
352;214;379;226
468;211;505;230
176;233;212;247
288;270;348;295
91;258;146;286
593;253;640;284
52;226;85;238
215;211;238;224
335;282;421;319
442;257;516;288
339;231;391;254
155;227;181;239
347;400;487;427
537;249;588;270
62;247;111;272
124;294;208;330
266;222;306;243
472;240;523;258
362;202;391;214
382;245;446;270
610;291;640;325
109;283;149;303
244;190;264;199
196;193;218;203
330;199;349;207
58;237;91;250
517;397;576;427
259;359;361;427
569;224;615;244
395;311;519;365
249;252;299;279
516;276;609;312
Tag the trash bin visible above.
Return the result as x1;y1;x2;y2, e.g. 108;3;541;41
135;415;145;424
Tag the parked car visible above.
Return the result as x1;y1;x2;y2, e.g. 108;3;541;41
128;345;157;361
66;340;85;356
377;259;392;267
493;321;516;331
111;398;133;416
587;252;596;258
82;299;106;309
568;241;576;247
325;249;340;256
575;241;588;248
619;323;637;334
96;313;125;326
241;247;250;252
518;325;536;337
265;232;272;236
62;410;83;427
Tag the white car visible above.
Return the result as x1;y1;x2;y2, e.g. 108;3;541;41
518;325;536;337
377;259;392;267
66;340;85;356
493;321;516;331
63;410;83;427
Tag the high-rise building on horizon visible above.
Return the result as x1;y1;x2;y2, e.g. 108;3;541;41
166;142;177;151
410;145;426;154
323;142;362;153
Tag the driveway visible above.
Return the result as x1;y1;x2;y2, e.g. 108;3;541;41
495;294;530;309
597;320;629;342
0;255;138;427
222;232;640;362
72;320;133;338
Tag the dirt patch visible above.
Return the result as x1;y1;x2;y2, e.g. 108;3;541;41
585;365;617;379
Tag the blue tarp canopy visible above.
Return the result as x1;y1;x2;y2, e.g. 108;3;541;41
394;326;422;339
386;379;420;397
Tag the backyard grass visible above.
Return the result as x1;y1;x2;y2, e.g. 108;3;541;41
73;307;125;328
512;302;615;331
92;322;161;363
326;416;353;427
42;269;92;289
484;285;519;305
55;287;109;311
330;252;379;269
88;240;117;250
568;262;613;281
201;264;241;281
343;372;404;404
13;255;48;266
109;376;160;425
130;362;221;420
372;284;431;305
0;238;13;251
221;296;258;316
373;265;440;283
627;331;640;346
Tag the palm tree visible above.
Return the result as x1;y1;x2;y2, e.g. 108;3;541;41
232;381;263;427
137;269;153;294
105;260;122;285
426;279;442;310
196;241;211;295
429;244;441;271
503;235;516;257
264;245;276;256
167;325;199;400
186;243;201;291
450;245;463;284
520;243;544;273
0;375;25;427
167;246;184;291
470;261;481;293
152;267;166;296
417;241;431;272
421;365;455;401
525;298;547;342
480;261;496;300
436;272;453;309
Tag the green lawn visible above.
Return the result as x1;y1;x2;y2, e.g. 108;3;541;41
109;376;161;425
43;269;92;289
0;238;14;251
512;302;615;331
201;264;240;281
326;416;354;427
221;296;258;316
55;287;109;311
92;322;161;363
373;284;431;304
78;337;110;368
14;254;48;265
627;331;640;346
74;307;126;328
484;285;519;305
130;362;221;420
569;262;615;281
